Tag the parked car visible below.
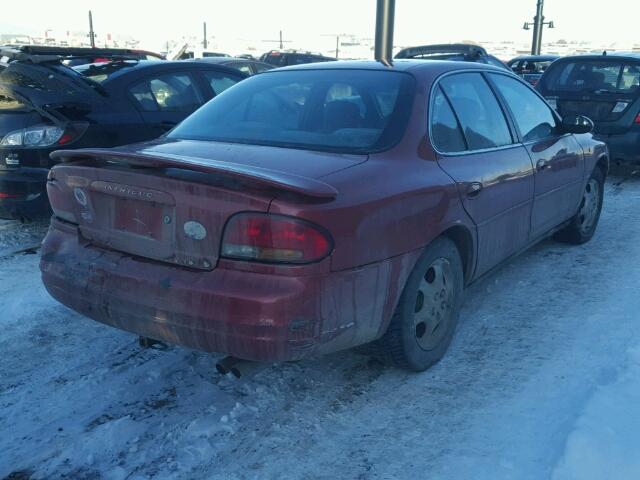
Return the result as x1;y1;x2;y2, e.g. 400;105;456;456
508;54;559;86
40;61;608;372
196;56;273;75
259;50;335;67
537;52;640;168
0;44;165;66
395;44;509;69
0;57;246;219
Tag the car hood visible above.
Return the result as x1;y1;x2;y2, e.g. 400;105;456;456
0;62;101;125
108;138;369;180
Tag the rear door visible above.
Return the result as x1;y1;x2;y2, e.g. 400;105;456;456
128;70;205;137
489;73;584;237
432;72;535;276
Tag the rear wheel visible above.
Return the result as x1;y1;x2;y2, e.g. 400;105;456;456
555;168;604;245
367;237;464;371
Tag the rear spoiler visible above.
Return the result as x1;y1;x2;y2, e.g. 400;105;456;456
395;44;487;59
50;149;339;200
0;45;164;63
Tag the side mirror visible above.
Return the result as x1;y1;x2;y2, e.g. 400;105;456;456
561;115;594;134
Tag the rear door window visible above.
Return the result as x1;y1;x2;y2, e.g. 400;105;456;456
202;71;242;96
440;73;512;150
130;73;201;112
430;86;466;153
490;74;558;142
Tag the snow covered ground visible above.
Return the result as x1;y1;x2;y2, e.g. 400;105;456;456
1;176;640;480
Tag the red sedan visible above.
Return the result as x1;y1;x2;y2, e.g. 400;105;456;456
40;60;608;371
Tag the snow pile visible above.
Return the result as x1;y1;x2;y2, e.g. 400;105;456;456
552;344;640;480
2;177;640;478
0;218;48;256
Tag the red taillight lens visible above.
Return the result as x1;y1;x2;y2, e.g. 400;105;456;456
0;192;21;199
57;133;75;145
221;213;332;264
634;113;640;124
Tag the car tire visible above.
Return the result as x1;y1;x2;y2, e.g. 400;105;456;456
366;237;465;372
555;167;604;245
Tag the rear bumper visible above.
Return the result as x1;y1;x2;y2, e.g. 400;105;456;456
0;167;50;219
593;130;640;166
40;218;418;362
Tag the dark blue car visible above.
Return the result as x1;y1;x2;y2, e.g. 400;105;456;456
537;52;640;169
0;52;246;219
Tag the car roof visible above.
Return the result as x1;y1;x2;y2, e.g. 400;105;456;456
195;57;263;65
270;59;506;74
262;60;512;84
510;55;559;61
554;52;640;62
395;44;488;59
79;59;246;84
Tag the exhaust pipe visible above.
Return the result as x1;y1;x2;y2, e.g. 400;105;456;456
374;0;396;66
216;356;268;379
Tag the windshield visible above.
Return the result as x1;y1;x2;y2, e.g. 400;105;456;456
168;69;415;154
543;60;640;94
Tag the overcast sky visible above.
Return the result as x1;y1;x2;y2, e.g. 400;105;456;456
2;0;639;52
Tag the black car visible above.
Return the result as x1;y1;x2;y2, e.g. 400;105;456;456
537;52;640;168
259;50;335;67
0;57;246;219
196;56;273;75
508;54;559;86
394;44;509;69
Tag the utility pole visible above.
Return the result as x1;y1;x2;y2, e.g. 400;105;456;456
279;30;283;50
88;10;96;48
523;0;554;55
203;22;208;49
374;0;395;65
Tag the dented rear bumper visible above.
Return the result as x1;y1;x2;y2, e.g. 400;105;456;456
40;218;418;362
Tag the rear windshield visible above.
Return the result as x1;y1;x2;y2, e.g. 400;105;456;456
542;60;640;94
168;69;415;154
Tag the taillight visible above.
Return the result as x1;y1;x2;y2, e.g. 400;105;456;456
634;113;640;124
0;122;87;147
221;213;333;264
0;192;21;199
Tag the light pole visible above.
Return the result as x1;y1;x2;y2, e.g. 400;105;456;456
88;10;96;48
203;22;207;50
374;0;395;65
523;0;554;55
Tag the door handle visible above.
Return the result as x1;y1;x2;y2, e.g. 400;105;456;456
536;159;552;171
466;182;483;198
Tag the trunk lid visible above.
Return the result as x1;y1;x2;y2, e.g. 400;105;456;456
556;95;630;122
0;61;102;126
48;141;359;269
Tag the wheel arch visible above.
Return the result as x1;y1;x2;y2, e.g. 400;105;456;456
440;224;475;285
596;153;609;178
